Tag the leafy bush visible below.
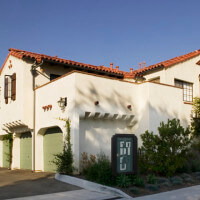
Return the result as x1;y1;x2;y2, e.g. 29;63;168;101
147;174;157;184
145;184;159;191
139;119;191;176
54;118;73;174
179;139;200;173
84;152;114;185
191;97;200;137
116;174;131;188
170;176;183;185
133;176;145;187
80;152;96;174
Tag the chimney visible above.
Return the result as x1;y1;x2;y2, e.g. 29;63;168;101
139;62;141;71
143;61;145;69
130;68;133;73
110;62;113;69
116;66;119;71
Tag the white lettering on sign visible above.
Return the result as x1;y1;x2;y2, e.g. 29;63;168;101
120;157;126;170
119;140;131;171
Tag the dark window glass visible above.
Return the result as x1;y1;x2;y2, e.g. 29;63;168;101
50;74;61;81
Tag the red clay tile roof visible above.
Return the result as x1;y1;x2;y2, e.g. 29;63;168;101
7;48;126;77
134;49;200;77
1;48;200;79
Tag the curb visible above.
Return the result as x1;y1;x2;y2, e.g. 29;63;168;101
55;173;132;199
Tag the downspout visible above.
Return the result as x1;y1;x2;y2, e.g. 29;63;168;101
31;60;43;172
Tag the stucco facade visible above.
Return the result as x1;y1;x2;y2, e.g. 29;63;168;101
0;48;200;172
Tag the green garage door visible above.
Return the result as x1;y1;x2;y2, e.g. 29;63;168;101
20;132;32;170
43;127;63;172
3;139;10;168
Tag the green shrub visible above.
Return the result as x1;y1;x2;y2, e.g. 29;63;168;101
54;118;73;174
116;174;131;188
133;176;145;187
145;184;159;191
147;174;157;184
178;139;200;173
85;152;114;185
170;176;183;185
191;97;200;138
80;152;96;174
139;119;191;176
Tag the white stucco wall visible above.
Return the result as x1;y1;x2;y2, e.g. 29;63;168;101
79;119;132;159
147;82;191;134
0;139;2;166
12;135;20;169
35;73;76;171
144;55;200;98
34;63;71;88
0;56;73;169
34;71;191;171
0;56;26;134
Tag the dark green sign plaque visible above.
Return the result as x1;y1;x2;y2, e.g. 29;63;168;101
111;134;137;175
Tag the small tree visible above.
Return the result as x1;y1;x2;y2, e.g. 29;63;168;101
191;97;200;138
139;119;191;176
54;118;73;174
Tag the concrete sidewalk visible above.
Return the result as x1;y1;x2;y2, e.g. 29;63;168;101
8;189;119;200
133;185;200;200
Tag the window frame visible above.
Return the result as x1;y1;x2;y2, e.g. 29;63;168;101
174;79;193;102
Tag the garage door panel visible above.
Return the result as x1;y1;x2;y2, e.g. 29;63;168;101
3;140;10;168
43;127;63;172
20;132;32;170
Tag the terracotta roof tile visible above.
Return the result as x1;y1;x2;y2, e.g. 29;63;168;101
8;48;125;77
134;49;200;77
1;48;200;79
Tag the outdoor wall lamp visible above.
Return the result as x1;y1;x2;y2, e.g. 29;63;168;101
57;97;67;110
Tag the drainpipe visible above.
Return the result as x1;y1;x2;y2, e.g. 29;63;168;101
31;60;43;172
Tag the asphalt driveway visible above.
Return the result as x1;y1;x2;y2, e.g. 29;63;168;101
0;168;81;200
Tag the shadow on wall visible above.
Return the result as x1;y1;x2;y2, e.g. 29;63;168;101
76;81;134;112
148;102;191;135
73;80;192;159
75;81;138;159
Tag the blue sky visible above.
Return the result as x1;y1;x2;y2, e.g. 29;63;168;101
0;0;200;72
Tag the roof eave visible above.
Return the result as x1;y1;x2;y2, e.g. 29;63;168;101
34;57;124;78
134;65;164;78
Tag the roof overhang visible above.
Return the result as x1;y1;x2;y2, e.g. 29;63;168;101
134;64;164;78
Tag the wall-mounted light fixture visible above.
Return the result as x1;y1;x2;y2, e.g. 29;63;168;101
58;97;67;110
